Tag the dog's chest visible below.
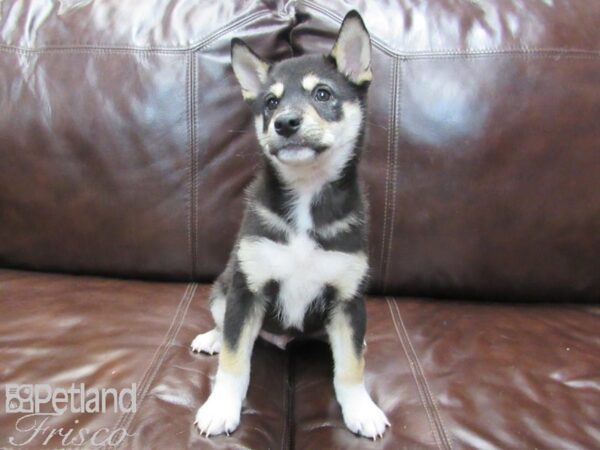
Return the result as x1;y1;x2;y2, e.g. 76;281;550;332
238;231;367;331
238;189;367;330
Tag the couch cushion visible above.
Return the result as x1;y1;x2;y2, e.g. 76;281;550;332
1;270;599;448
0;270;289;449
0;1;294;281
291;1;600;301
292;297;600;449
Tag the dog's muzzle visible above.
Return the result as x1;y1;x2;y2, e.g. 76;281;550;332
271;146;316;164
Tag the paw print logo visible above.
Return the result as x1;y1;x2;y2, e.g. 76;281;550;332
5;384;34;413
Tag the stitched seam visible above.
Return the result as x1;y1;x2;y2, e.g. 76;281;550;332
390;299;454;450
114;283;198;446
118;283;198;439
193;52;200;280
112;282;192;435
281;355;287;450
299;0;600;59
382;60;402;291
386;298;442;449
186;53;193;279
190;53;198;279
378;58;398;291
111;282;193;434
393;301;454;450
189;10;270;53
379;58;396;290
0;10;270;55
383;58;400;291
398;52;600;61
2;3;599;60
377;60;390;290
288;351;295;450
281;349;294;450
4;45;599;61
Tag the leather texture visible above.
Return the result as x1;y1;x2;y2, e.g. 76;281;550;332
0;270;290;450
293;0;600;301
1;0;598;300
1;270;598;449
0;0;295;282
1;1;599;449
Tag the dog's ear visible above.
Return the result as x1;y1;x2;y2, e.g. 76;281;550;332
231;38;270;101
330;11;372;85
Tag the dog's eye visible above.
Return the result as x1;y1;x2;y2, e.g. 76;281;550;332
265;96;279;111
314;87;331;102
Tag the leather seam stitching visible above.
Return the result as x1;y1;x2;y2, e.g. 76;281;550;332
281;350;293;450
0;10;270;55
113;283;198;446
386;298;443;449
391;298;455;450
191;53;198;279
186;53;193;279
111;282;192;434
396;52;600;61
378;57;397;291
383;60;402;290
281;359;287;450
393;300;454;450
298;0;600;59
112;282;191;436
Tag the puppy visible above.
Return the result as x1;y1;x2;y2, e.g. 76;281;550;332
191;10;389;440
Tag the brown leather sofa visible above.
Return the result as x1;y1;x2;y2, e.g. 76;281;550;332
1;1;599;449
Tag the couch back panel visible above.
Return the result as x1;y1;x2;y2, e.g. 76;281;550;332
292;1;600;300
0;0;293;281
1;0;599;300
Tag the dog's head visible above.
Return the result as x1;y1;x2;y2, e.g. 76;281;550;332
231;11;372;169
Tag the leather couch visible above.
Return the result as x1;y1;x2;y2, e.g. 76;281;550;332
1;1;598;449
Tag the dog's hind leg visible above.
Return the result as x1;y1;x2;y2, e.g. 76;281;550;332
326;297;390;440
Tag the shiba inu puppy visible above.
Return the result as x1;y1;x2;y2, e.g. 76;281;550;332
191;10;389;440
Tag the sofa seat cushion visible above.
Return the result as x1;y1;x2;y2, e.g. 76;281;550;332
1;269;599;449
0;269;289;449
292;298;600;449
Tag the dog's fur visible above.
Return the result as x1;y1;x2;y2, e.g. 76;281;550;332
191;11;389;440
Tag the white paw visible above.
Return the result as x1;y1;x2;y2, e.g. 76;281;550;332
194;391;241;437
191;329;221;355
337;383;390;440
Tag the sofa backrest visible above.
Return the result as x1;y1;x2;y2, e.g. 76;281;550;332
1;0;598;301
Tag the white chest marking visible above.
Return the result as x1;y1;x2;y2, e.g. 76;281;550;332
237;234;367;330
290;192;314;231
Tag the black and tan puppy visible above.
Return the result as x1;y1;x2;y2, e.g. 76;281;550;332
191;11;389;440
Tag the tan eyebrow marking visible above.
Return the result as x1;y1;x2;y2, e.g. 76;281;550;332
302;74;321;92
242;90;256;100
269;82;284;98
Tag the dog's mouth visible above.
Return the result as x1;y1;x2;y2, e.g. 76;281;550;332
270;144;328;165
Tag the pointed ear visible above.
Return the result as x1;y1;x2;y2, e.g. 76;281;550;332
231;38;270;101
330;11;372;85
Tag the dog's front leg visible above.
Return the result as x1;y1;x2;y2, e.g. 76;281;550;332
194;271;264;437
326;298;390;440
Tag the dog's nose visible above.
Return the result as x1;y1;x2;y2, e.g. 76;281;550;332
274;114;302;137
